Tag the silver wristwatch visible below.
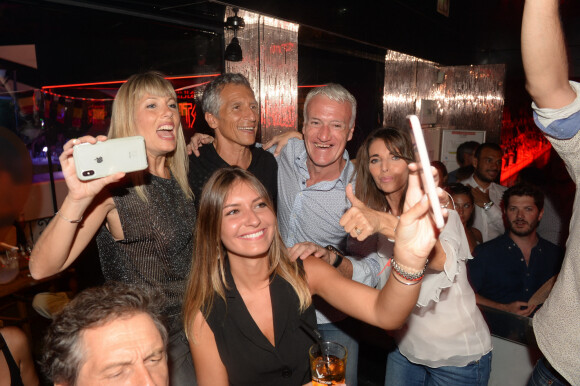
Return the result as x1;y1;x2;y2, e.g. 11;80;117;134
483;201;494;211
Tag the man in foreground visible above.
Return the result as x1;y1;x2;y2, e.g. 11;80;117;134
41;283;169;386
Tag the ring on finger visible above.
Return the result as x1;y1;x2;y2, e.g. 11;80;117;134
354;227;362;235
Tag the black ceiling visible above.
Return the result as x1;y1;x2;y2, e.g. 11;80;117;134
221;0;580;75
2;0;580;83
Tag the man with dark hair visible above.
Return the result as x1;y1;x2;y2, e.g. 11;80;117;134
460;142;507;242
468;183;563;317
188;73;277;209
41;283;169;386
448;140;479;183
516;166;571;248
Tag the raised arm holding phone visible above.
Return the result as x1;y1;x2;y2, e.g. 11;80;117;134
29;72;198;385
342;126;492;385
184;165;443;386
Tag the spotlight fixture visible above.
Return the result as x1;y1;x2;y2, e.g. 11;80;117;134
224;8;244;62
225;37;242;62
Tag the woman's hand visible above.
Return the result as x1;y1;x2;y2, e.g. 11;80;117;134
60;135;125;203
340;184;398;241
395;163;447;270
30;135;123;279
186;133;214;156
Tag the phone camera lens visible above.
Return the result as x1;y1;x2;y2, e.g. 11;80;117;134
82;170;95;177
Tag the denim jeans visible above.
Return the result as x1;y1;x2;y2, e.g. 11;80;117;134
318;318;359;386
384;347;492;386
527;358;570;386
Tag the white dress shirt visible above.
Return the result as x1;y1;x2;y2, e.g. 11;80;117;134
461;174;507;242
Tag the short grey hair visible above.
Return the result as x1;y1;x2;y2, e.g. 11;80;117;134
41;283;168;386
303;83;357;129
201;73;253;117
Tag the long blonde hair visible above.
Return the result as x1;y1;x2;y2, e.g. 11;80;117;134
183;167;311;340
108;71;192;201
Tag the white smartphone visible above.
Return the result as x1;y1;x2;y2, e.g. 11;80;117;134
407;115;445;229
73;136;148;181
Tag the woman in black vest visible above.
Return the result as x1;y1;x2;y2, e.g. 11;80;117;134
184;166;441;386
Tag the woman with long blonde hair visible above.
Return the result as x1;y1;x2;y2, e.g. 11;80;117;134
30;71;197;384
184;166;440;386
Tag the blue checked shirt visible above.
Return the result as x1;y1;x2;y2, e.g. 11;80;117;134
271;138;381;324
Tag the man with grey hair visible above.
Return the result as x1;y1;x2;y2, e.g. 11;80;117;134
270;83;380;385
188;73;277;209
41;283;169;386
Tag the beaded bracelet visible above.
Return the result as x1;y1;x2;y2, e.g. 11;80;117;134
56;211;83;224
391;270;422;286
390;257;428;281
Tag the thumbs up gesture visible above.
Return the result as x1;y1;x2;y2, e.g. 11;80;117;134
339;184;399;241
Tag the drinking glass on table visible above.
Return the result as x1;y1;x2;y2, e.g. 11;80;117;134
309;341;347;386
0;249;20;284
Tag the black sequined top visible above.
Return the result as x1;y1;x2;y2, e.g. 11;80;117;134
97;173;196;335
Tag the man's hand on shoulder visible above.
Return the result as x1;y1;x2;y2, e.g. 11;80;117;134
187;133;214;156
288;242;333;263
263;130;303;157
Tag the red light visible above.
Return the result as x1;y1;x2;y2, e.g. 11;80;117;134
42;73;221;90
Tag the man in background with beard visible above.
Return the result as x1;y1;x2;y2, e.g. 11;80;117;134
468;183;563;317
461;143;507;242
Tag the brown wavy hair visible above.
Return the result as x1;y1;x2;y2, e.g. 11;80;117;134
354;127;414;215
183;167;311;341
